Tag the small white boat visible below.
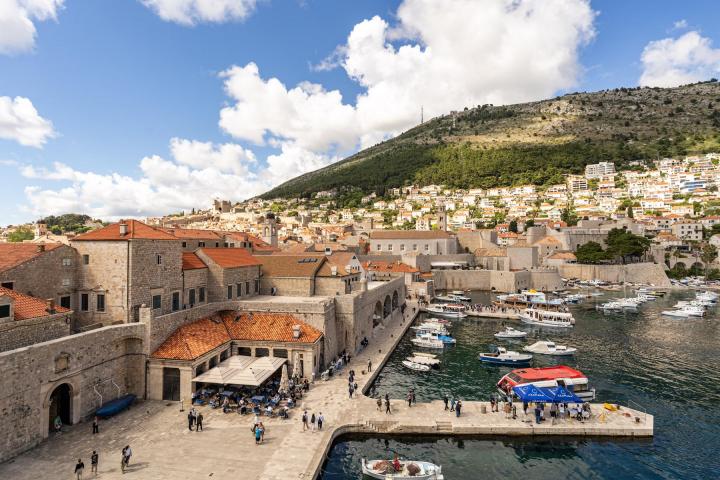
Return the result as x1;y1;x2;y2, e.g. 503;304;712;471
411;337;445;349
361;459;444;480
411;324;450;336
478;347;532;366
661;309;691;318
494;326;528;339
662;305;705;317
402;360;431;372
406;355;441;367
523;340;577;356
426;304;468;318
519;307;574;327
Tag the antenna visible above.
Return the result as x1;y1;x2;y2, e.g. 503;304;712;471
421;105;424;124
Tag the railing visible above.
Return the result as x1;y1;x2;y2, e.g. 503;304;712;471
627;398;648;424
93;378;121;408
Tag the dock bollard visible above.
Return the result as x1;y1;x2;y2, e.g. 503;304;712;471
481;405;487;414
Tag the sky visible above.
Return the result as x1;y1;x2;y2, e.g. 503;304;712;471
1;0;720;225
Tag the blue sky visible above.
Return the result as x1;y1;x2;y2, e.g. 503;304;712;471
1;0;719;225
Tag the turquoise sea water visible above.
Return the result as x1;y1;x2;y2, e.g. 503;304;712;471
319;290;720;480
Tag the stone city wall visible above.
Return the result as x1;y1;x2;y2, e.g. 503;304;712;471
432;269;561;292
260;277;315;297
558;262;671;286
0;312;72;353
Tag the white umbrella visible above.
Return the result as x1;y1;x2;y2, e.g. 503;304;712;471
279;364;289;393
293;353;300;379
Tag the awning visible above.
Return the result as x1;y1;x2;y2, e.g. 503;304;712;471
541;385;583;403
192;355;286;387
512;384;554;402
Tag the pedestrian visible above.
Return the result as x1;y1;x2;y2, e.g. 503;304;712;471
385;398;391;414
367;359;372;372
456;400;462;418
120;448;126;474
196;412;203;432
92;416;99;435
534;405;541;424
558;402;565;420
90;451;98;475
302;410;309;431
490;396;496;412
74;458;85;480
411;390;416;405
376;397;382;411
318;412;324;431
311;412;316;432
450;398;456;411
407;391;412;407
187;410;194;431
123;445;132;468
523;401;529;415
354;381;358;394
349;384;354;399
259;422;265;443
443;395;449;410
254;424;262;445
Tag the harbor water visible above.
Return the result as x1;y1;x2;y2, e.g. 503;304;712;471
319;290;720;480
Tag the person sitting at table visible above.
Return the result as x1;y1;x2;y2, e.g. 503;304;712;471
265;405;273;416
271;394;280;405
209;395;219;409
221;396;230;413
287;398;295;408
280;406;289;419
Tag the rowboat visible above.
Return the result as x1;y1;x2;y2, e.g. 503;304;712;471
402;360;431;372
361;458;444;480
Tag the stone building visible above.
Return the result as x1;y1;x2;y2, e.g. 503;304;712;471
0;287;72;352
368;230;458;255
194;248;261;302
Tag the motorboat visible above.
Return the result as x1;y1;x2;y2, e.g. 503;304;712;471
494;326;528;339
478;347;532;366
519;307;574;327
496;289;549;305
406;353;441;367
563;294;585;304
426;317;453;325
523;340;577;356
497;365;596;401
635;288;666;297
410;336;445;349
661;305;705;317
435;292;471;302
361;458;444;480
425;304;468;318
402;360;431;372
417;332;456;345
411;324;450;336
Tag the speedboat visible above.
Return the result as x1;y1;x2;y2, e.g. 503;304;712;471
407;353;441;367
497;365;596;401
494;326;528;339
478;347;532;366
361;458;444;480
411;324;450;336
519;307;574;327
402;360;431;372
523;340;577;356
662;305;705;317
425;304;468;318
417;332;456;345
410;337;444;349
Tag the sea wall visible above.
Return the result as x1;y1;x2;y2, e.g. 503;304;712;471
558;262;671;286
432;269;563;292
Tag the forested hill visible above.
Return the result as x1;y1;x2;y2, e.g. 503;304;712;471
261;81;720;199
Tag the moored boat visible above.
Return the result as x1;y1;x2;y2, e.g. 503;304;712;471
425;304;468;318
519;307;574;327
406;354;441;367
402;360;431;372
494;326;528;339
410;337;444;349
497;365;596;401
478;347;532;366
361;458;444;480
523;340;577;356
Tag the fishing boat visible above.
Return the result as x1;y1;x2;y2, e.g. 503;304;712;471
361;458;444;480
494;326;528;339
410;336;445;349
402;360;431;372
523;340;577;356
497;365;596;401
519;307;574;327
425;304;468;318
95;394;136;418
478;347;532;366
406;354;441;367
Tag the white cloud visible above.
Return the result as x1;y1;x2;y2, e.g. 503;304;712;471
671;19;688;31
140;0;257;26
639;31;720;87
0;96;56;147
0;0;64;55
169;137;256;174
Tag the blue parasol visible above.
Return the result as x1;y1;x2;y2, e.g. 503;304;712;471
512;384;553;402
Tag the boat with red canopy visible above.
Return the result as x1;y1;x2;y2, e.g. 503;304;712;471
497;365;595;401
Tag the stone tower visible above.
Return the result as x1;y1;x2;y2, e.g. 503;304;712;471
262;213;278;248
438;204;448;231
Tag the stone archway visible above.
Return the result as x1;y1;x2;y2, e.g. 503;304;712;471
383;295;392;318
392;290;399;310
41;376;81;440
48;383;72;433
373;301;383;327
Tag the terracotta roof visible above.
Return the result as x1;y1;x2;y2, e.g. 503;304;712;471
0;243;63;273
369;230;452;240
0;287;71;321
160;228;223;240
363;260;418;273
317;252;360;277
198;248;262;268
182;252;207;270
547;251;577;260
258;255;325;278
151;311;322;360
534;236;562;245
73;220;177;241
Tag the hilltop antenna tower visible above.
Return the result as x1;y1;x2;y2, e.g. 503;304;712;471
420;105;424;124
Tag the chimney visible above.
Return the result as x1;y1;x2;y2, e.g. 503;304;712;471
119;221;129;236
330;265;338;276
45;298;56;314
292;324;301;339
324;246;332;256
37;244;45;253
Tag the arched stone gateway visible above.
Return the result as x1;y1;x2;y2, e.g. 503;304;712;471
373;301;383;327
48;383;72;433
392;290;399;310
383;295;392;318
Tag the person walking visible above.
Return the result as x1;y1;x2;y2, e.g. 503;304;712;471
196;412;203;432
407;391;412;408
443;394;449;410
376;397;382;411
385;397;391;415
254;423;262;445
318;412;324;431
310;412;316;432
259;422;265;443
450;398;456;412
348;383;354;399
411;389;416;405
534;405;541;424
302;410;309;431
92;416;99;435
367;359;372;372
523;401;529;416
455;400;462;418
120;448;127;474
187;410;195;431
123;445;132;468
74;458;85;480
90;451;98;475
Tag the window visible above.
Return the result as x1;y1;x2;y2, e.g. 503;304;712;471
255;348;269;357
182;241;187;248
172;292;180;311
60;296;71;309
236;283;242;297
62;278;70;286
0;305;10;318
376;244;381;251
227;285;233;300
62;258;72;266
82;254;90;265
189;288;196;306
199;241;205;247
400;244;405;251
96;294;105;312
254;279;259;293
152;294;162;310
424;244;429;251
199;287;205;303
156;254;162;265
388;244;393;251
0;281;13;289
80;293;89;311
215;242;220;247
245;281;250;295
273;348;288;358
413;244;418;251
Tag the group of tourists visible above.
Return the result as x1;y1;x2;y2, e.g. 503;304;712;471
186;407;204;431
376;393;393;414
301;410;324;432
442;395;463;417
348;370;359;398
251;421;266;445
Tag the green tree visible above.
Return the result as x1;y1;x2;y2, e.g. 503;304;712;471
508;219;518;233
626;206;634;218
575;241;609;264
605;228;651;264
8;227;34;242
561;207;578;226
700;243;718;276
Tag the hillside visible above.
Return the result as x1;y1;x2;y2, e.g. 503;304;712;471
261;81;720;199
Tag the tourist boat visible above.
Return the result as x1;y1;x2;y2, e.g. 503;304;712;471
361;458;444;480
494;326;528;339
519;307;574;327
95;394;136;418
661;305;706;317
406;354;441;367
478;347;532;366
402;360;431;372
410;336;445;349
635;288;666;298
523;340;577;356
497;365;596;401
496;289;548;305
426;317;453;325
425;304;468;318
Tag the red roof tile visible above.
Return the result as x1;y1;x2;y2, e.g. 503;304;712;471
0;243;63;273
198;248;262;268
0;287;71;321
182;252;207;270
73;220;177;241
151;317;231;360
363;260;418;273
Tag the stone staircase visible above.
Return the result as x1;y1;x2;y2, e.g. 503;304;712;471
364;419;399;433
435;420;453;433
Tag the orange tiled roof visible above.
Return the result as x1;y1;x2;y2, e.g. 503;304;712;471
0;287;71;321
151;311;322;360
258;255;325;278
198;248;262;268
182;252;207;270
363;260;418;273
73;220;177;241
0;243;63;273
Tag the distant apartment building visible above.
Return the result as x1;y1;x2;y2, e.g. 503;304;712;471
585;162;616;179
368;230;458;255
567;175;588;192
671;220;703;241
